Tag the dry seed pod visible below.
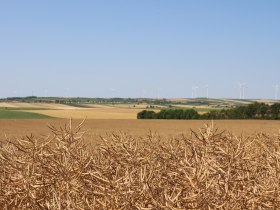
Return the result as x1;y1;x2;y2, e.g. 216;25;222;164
0;121;280;209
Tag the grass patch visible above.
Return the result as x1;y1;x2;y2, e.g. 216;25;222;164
0;110;54;119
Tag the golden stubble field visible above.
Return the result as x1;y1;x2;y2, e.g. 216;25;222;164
23;108;141;119
0;102;77;109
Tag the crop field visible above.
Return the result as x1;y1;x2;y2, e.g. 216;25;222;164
0;119;279;140
0;102;280;209
22;108;141;119
1;100;278;120
0;102;156;119
0;119;280;209
0;110;53;119
0;102;75;109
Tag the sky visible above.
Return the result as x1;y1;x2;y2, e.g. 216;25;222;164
0;0;279;99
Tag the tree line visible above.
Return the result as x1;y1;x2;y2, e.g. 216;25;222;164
137;102;280;120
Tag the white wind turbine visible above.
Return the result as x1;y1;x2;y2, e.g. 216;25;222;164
205;85;209;99
242;84;246;99
156;87;161;99
191;86;194;98
44;89;48;97
275;84;279;100
192;86;199;98
157;88;159;99
142;88;146;99
65;88;70;98
110;88;116;98
238;83;245;99
238;83;242;99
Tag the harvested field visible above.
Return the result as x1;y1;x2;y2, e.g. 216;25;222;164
22;108;142;119
84;104;117;109
0;103;78;110
1;120;280;209
0;119;279;141
85;104;150;109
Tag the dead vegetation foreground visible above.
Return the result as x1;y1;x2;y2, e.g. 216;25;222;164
0;120;280;209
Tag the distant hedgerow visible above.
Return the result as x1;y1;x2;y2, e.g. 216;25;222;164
137;102;280;120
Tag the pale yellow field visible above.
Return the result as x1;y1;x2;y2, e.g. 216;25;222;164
0;102;155;119
0;102;78;109
84;104;117;109
84;104;149;109
23;108;141;119
172;104;218;109
86;104;159;109
108;104;150;109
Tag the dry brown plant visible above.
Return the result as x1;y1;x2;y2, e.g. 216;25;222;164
0;120;280;209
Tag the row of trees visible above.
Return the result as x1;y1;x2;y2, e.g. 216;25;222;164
137;102;280;120
137;109;200;119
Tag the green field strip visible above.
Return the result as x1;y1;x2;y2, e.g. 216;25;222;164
0;110;54;119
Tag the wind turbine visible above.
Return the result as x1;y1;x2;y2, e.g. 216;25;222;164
156;87;160;99
238;83;245;99
12;90;18;97
191;86;194;98
205;85;209;99
238;83;242;99
65;88;70;98
192;86;199;98
275;84;279;100
44;89;48;97
110;88;116;98
242;84;246;99
142;88;146;99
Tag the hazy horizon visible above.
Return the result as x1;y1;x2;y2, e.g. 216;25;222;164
1;96;278;101
0;1;279;99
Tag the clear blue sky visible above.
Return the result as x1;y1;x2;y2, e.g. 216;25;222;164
0;0;279;99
